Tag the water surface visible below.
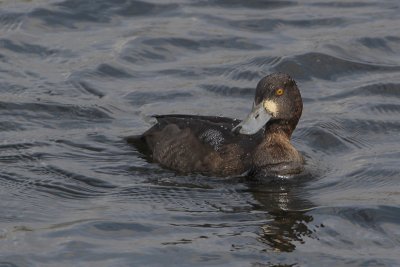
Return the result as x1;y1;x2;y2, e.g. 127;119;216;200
1;0;400;266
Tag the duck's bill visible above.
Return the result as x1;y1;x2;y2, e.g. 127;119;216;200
232;103;271;135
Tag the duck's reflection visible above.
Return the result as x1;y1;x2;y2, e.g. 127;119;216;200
247;179;315;252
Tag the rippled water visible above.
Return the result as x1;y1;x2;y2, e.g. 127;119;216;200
1;0;400;266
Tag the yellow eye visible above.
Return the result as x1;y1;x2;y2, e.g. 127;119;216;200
276;88;284;96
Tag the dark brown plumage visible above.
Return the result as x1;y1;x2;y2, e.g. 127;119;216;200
128;73;304;177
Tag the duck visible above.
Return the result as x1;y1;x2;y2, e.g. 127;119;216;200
128;73;304;177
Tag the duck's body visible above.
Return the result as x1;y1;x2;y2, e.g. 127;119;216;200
130;73;304;177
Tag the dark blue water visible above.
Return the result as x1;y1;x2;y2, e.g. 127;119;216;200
1;0;400;266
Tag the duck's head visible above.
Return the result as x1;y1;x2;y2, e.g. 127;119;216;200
233;73;303;135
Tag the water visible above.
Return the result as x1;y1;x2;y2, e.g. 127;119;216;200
1;0;400;266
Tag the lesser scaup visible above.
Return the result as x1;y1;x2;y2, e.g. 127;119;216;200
128;73;304;177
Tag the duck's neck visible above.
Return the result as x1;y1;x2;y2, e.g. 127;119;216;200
252;117;303;171
264;118;299;139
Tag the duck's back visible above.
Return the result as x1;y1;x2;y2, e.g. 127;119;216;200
134;115;263;175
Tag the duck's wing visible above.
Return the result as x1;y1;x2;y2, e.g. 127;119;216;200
130;114;261;150
152;114;240;126
130;114;262;174
152;114;241;149
148;114;263;152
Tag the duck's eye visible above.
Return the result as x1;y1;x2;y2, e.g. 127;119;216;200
275;88;284;96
